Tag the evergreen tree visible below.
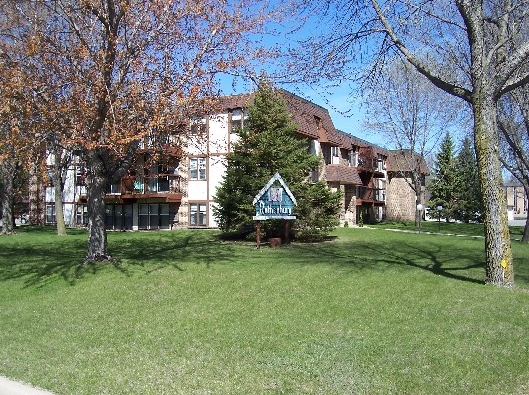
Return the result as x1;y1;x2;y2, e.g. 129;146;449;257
213;82;341;239
428;132;458;221
454;137;483;223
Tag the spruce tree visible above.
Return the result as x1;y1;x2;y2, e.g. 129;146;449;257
213;82;341;239
428;132;458;221
454;137;483;223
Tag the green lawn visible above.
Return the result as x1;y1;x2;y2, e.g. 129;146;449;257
369;219;527;240
0;226;528;395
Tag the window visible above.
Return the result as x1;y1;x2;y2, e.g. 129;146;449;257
138;203;170;230
108;181;121;194
189;157;206;180
331;146;340;164
47;167;54;186
46;204;55;224
190;118;206;135
146;164;170;192
105;204;133;230
75;166;87;186
349;150;359;167
76;204;88;226
376;154;386;171
189;203;207;226
231;108;246;132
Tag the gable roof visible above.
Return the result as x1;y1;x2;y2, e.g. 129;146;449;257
252;173;297;206
386;150;429;175
217;89;389;158
325;164;363;185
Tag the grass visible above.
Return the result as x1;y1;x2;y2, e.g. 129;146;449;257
0;226;528;394
370;219;527;240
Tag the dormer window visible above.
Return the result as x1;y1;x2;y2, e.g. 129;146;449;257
231;108;246;132
377;154;386;171
349;146;359;167
331;146;340;164
190;118;206;135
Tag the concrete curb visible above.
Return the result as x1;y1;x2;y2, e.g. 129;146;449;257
0;376;57;395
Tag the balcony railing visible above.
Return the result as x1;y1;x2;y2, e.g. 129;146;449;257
109;174;183;195
357;186;386;203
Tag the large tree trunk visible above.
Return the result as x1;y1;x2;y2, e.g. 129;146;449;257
0;160;15;235
414;180;422;228
28;163;43;225
522;187;529;243
54;182;67;235
85;151;110;262
474;98;514;286
51;155;67;236
522;217;529;243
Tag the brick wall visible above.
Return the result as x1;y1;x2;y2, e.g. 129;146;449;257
386;174;416;221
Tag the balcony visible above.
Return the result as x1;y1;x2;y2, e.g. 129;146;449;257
357;147;385;177
106;174;183;203
356;186;385;205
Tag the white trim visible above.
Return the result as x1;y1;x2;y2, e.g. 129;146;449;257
252;173;297;206
253;215;296;220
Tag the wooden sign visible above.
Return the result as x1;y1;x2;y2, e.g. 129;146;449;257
252;173;297;220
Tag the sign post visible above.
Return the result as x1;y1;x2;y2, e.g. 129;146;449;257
252;173;297;248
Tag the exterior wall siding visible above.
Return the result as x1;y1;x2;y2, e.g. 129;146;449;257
385;175;417;222
39;91;432;231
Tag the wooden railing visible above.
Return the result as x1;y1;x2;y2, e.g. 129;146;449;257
357;186;385;203
116;174;183;195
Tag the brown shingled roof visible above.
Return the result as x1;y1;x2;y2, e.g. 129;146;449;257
216;89;389;159
217;93;254;110
386;150;429;174
325;164;363;185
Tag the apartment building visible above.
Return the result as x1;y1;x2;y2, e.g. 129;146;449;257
43;89;423;229
505;182;528;218
385;150;430;222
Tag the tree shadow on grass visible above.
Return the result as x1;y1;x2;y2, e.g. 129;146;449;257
0;231;237;287
290;234;486;285
0;238;88;287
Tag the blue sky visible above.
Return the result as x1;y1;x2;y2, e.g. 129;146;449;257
215;3;389;149
219;76;386;148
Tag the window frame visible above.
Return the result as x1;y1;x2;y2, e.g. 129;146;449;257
45;204;56;224
230;108;246;133
189;157;206;180
189;202;207;227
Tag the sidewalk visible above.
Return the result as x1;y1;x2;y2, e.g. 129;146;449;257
0;376;57;395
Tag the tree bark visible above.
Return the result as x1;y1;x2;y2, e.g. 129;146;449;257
51;152;67;236
474;98;514;286
85;151;110;262
414;178;423;228
28;163;43;225
0;159;15;235
522;187;529;243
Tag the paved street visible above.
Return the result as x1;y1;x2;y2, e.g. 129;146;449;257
0;376;57;395
509;219;527;227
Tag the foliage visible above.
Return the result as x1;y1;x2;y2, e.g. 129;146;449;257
0;0;290;258
362;59;460;227
214;82;341;240
454;137;483;223
358;211;364;227
362;59;459;162
428;132;458;221
1;228;529;394
289;0;529;286
291;180;341;240
498;86;529;242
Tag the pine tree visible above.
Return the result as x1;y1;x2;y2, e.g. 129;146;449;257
454;137;483;223
213;82;341;239
428;132;458;221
